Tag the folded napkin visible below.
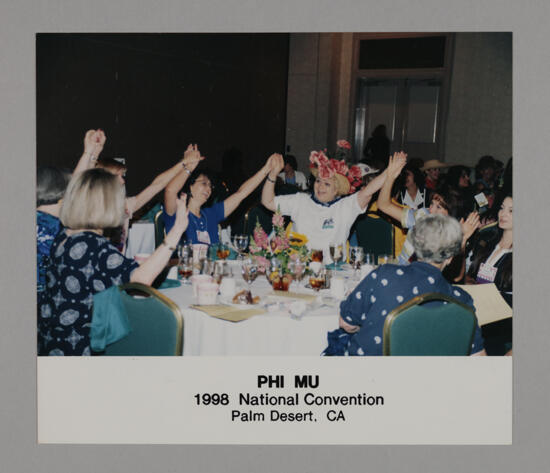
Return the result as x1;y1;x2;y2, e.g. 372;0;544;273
190;304;265;322
268;290;317;303
159;278;181;289
90;286;131;352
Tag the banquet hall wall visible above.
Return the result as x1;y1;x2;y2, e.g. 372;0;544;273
36;33;512;196
285;32;512;171
36;33;290;197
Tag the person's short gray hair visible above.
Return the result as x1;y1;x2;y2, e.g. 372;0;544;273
410;214;463;263
37;166;71;206
60;168;126;230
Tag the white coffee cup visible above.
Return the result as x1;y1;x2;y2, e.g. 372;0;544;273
191;274;213;297
219;277;236;298
331;277;346;299
197;282;219;305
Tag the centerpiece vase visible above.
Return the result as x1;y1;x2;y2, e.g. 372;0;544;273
268;270;292;291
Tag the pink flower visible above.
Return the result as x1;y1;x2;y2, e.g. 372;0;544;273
346;166;363;194
270;236;289;253
330;159;349;176
318;163;334;179
272;212;284;228
348;165;362;181
309;150;330;168
254;256;269;273
336;139;351;150
253;225;269;250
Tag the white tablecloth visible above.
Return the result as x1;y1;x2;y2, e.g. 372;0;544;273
126;222;155;259
160;268;356;356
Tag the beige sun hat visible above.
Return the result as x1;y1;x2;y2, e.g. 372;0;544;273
310;167;350;195
421;159;451;171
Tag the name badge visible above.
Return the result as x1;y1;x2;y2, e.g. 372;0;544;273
196;230;211;244
474;192;489;207
478;262;497;283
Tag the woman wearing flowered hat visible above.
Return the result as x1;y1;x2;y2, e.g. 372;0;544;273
262;142;407;256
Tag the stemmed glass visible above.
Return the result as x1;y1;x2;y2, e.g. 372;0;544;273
349;246;364;279
308;262;326;292
329;243;344;267
241;258;258;289
349;246;364;270
212;260;228;284
233;234;249;260
177;243;192;261
177;258;193;284
288;260;306;289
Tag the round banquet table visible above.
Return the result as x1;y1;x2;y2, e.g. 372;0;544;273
159;263;358;356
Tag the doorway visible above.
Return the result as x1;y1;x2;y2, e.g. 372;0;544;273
354;77;443;165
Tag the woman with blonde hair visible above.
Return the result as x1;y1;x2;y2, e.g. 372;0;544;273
37;129;106;295
38;168;189;356
261;151;398;255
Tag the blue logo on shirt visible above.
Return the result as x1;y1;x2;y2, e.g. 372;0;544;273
322;218;334;229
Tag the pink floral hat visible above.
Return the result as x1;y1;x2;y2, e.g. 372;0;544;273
309;140;362;195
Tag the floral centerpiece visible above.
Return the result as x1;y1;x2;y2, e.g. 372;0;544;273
249;209;310;290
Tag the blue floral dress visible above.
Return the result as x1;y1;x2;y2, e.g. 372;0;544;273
37;211;62;294
323;261;484;356
38;230;139;356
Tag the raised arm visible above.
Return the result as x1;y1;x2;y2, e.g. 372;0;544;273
261;153;285;212
73;129;106;174
356;169;387;209
449;211;481;282
224;153;279;217
154;144;201;216
134;144;203;214
376;151;408;221
130;195;189;285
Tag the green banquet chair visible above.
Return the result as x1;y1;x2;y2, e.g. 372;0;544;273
382;292;478;356
104;283;184;356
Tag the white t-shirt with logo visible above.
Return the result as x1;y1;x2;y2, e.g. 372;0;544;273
274;192;366;252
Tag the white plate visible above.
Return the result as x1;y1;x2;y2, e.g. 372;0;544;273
219;293;262;308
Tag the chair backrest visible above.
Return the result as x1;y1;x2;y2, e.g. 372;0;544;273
383;292;477;356
153;209;165;249
104;283;183;356
354;211;395;257
244;205;273;237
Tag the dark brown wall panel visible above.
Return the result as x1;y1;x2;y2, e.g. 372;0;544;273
36;33;289;196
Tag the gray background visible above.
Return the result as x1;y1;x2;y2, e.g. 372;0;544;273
1;0;548;471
